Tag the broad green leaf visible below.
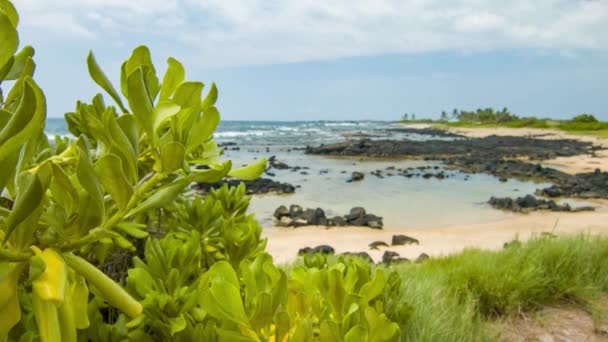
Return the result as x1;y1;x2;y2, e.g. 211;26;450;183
0;0;18;28
159;57;184;101
91;93;106;116
0;78;46;164
184;160;231;184
172;82;203;109
0;9;17;72
104;113;138;184
0;56;13;81
124;46;159;101
125;179;189;218
168;315;187;336
4;46;33;80
116;115;139;157
200;82;218;110
125;46;154;76
228;158;267;181
115;222;148;239
18;56;35;78
186;106;219;152
49;164;79;214
199;261;248;324
127;67;154;138
359;269;386;304
153;101;181;132
119;61;128;98
327;267;346;318
87;51;128;113
0;149;17;193
344;325;368;342
75;137;104;227
160;141;185;174
94;154;133;212
3;170;43;244
365;307;400;342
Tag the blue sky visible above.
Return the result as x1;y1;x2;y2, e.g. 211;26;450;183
11;0;608;121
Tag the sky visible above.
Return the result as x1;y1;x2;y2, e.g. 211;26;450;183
10;0;608;121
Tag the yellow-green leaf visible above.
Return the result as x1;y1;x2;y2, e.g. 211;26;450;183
160;141;185;174
159;57;185;101
94;154;133;212
228;158;267;181
0;9;17;72
87;51;128;113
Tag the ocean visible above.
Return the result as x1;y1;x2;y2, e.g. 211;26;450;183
45;119;451;147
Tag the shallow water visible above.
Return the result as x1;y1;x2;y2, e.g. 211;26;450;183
224;149;560;229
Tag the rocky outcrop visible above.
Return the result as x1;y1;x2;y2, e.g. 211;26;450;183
536;169;608;199
488;195;594;213
274;205;383;228
369;241;389;250
306;136;597;160
391;235;419;246
348;171;365;182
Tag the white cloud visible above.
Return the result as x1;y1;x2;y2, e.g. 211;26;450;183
13;0;608;66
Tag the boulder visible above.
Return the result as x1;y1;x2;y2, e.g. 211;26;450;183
345;207;366;221
392;235;419;246
301;209;317;225
273;205;289;219
415;253;430;263
289;204;303;217
382;251;400;263
298;245;335;256
369;241;389;250
350;171;365;182
332;216;347;226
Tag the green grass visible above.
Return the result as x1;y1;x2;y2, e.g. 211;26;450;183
385;234;608;341
425;119;608;139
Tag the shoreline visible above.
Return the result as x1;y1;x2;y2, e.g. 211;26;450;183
262;125;608;264
263;207;608;264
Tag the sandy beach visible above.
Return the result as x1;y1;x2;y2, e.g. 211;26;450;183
264;126;608;264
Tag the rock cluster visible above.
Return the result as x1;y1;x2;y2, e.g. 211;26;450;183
536;169;608;199
274;205;383;228
488;195;594;213
306;135;598;161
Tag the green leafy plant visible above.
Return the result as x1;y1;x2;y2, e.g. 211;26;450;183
0;1;265;339
124;231;402;341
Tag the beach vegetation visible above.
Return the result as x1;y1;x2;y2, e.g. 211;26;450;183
390;234;608;340
401;108;608;138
